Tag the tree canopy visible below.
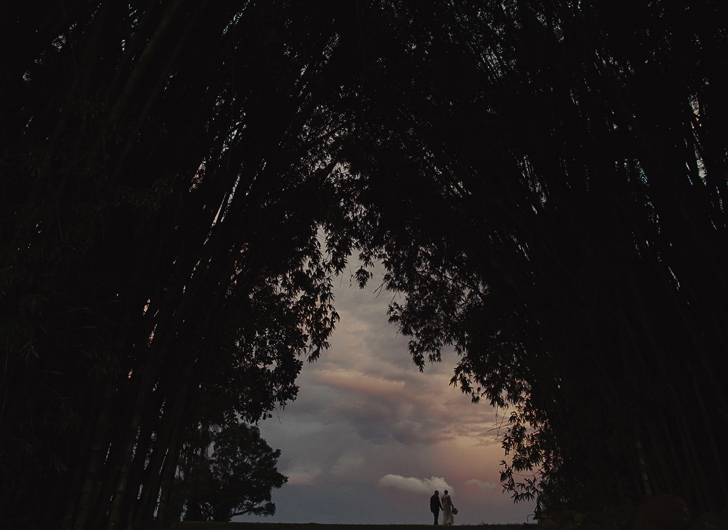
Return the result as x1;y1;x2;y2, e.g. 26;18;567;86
183;423;286;522
344;0;728;516
345;0;728;516
1;1;727;528
2;1;360;527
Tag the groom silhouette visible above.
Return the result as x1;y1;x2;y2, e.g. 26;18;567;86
430;490;444;525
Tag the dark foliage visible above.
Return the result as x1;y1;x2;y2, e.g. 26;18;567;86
342;0;728;518
183;423;286;522
1;1;361;528
2;0;727;528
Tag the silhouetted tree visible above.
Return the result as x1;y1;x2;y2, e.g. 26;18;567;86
343;0;728;517
1;1;363;528
183;423;285;522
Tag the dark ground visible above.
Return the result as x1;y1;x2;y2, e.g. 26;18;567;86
174;522;537;530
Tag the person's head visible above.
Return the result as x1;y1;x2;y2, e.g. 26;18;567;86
444;490;448;495
434;490;439;495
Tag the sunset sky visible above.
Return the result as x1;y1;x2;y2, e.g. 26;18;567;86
237;262;536;525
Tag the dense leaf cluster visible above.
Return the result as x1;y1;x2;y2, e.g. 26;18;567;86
1;1;362;528
2;0;727;528
344;0;728;517
183;423;286;521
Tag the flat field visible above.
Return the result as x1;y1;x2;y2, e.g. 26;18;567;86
174;522;538;530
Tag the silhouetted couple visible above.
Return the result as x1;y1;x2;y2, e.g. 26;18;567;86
430;490;456;525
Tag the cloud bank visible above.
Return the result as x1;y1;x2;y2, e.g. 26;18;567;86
379;474;454;495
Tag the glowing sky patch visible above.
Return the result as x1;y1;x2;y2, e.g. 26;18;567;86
236;264;535;524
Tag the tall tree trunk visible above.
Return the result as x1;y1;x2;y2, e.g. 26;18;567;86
133;355;196;528
67;381;115;530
